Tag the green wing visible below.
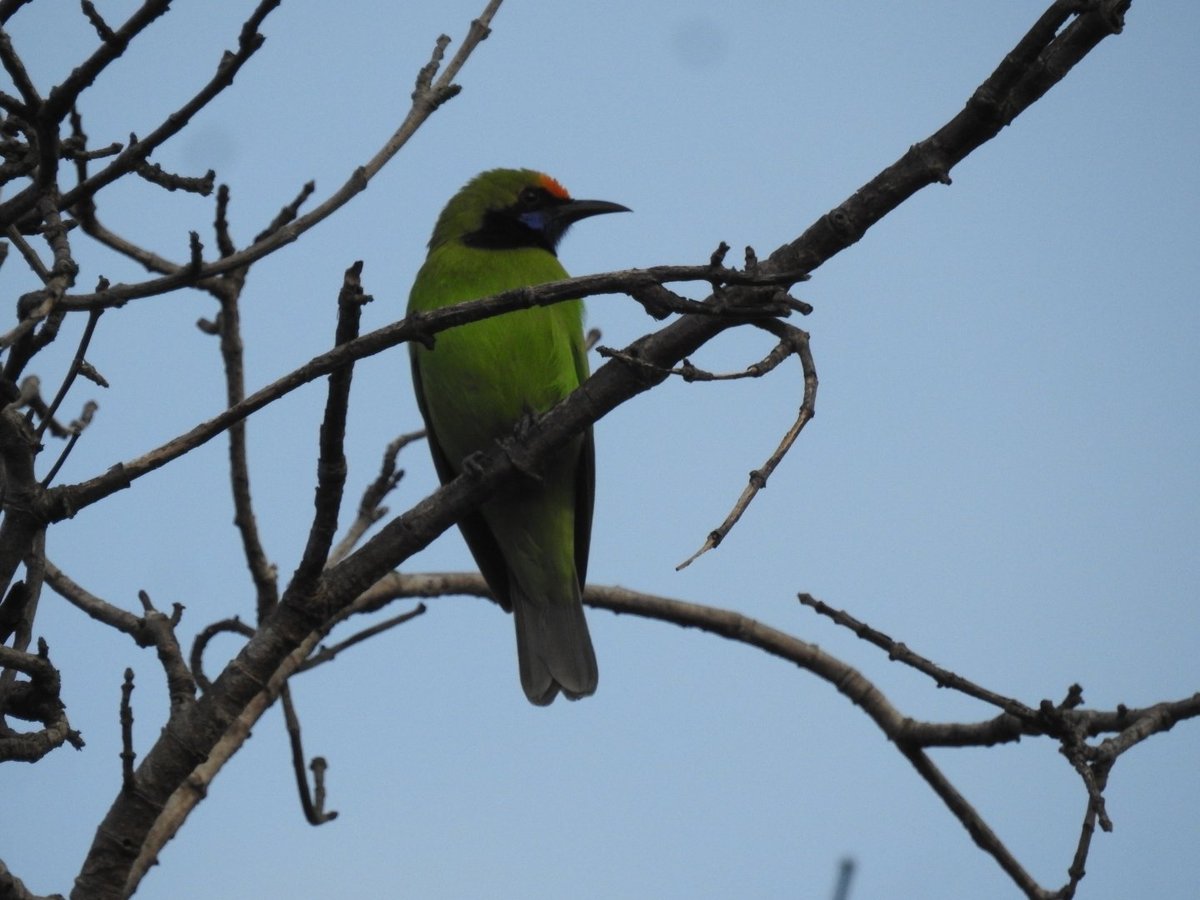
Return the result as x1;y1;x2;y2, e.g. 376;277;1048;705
410;350;518;611
570;334;594;590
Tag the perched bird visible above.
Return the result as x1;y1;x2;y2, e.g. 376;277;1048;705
407;168;629;705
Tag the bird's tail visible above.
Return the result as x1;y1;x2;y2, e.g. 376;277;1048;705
511;581;598;706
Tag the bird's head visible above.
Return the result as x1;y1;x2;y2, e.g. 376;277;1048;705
428;168;629;255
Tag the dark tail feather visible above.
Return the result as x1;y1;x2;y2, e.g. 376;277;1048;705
511;584;598;706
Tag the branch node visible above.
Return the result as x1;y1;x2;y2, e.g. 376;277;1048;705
80;1;118;44
744;245;759;273
120;667;136;793
188;231;203;272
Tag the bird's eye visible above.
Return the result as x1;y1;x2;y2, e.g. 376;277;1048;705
518;187;541;208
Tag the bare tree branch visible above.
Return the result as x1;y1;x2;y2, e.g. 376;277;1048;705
43;559;142;637
297;603;427;673
35;308;102;443
135;591;194;710
43;1;174;121
71;25;1139;894
0;858;64;900
38;262;801;525
279;684;337;826
119;668;135;792
0;2;1164;898
581;582;1195;900
798;593;1039;721
676;320;816;569
289;262;367;598
0;1;275;231
48;0;506;315
0;638;83;762
206;241;278;620
326;430;425;566
0;407;43;604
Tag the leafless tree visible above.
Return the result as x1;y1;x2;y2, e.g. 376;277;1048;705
0;2;1191;899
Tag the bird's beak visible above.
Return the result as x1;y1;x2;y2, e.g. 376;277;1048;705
556;198;632;225
538;198;629;249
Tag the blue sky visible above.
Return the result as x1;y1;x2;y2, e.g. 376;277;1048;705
2;2;1198;898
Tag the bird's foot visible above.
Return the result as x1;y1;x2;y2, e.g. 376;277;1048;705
513;407;540;441
500;409;545;481
461;450;488;478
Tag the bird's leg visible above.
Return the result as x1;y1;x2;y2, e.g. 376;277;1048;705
459;409;547;483
460;450;489;478
498;407;546;482
512;405;539;441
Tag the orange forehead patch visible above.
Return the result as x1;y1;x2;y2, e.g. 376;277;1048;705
537;173;571;200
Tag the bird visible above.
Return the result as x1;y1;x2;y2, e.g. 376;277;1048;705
406;168;629;705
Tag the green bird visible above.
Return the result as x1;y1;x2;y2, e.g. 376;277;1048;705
407;168;629;705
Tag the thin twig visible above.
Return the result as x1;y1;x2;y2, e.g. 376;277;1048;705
36;308;102;442
0;196;78;378
0;638;83;761
41;263;803;525
43;0;173;121
80;1;117;44
125;581;428;894
38;412;93;487
38;1;269;220
597;323;799;382
189;617;255;693
677;322;816;569
270;263;368;827
44;559;142;636
251;180;316;243
3;224;50;280
899;744;1044;897
798;593;1039;721
134;160;213;194
1087;693;1200;760
0;28;40;107
119;669;135;792
289;261;366;592
0;408;44;607
279;684;337;825
136;590;195;709
12;376;67;437
210;254;278;619
48;0;507;314
830;858;855;900
326;430;425;566
297;604;427;672
0;858;66;900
